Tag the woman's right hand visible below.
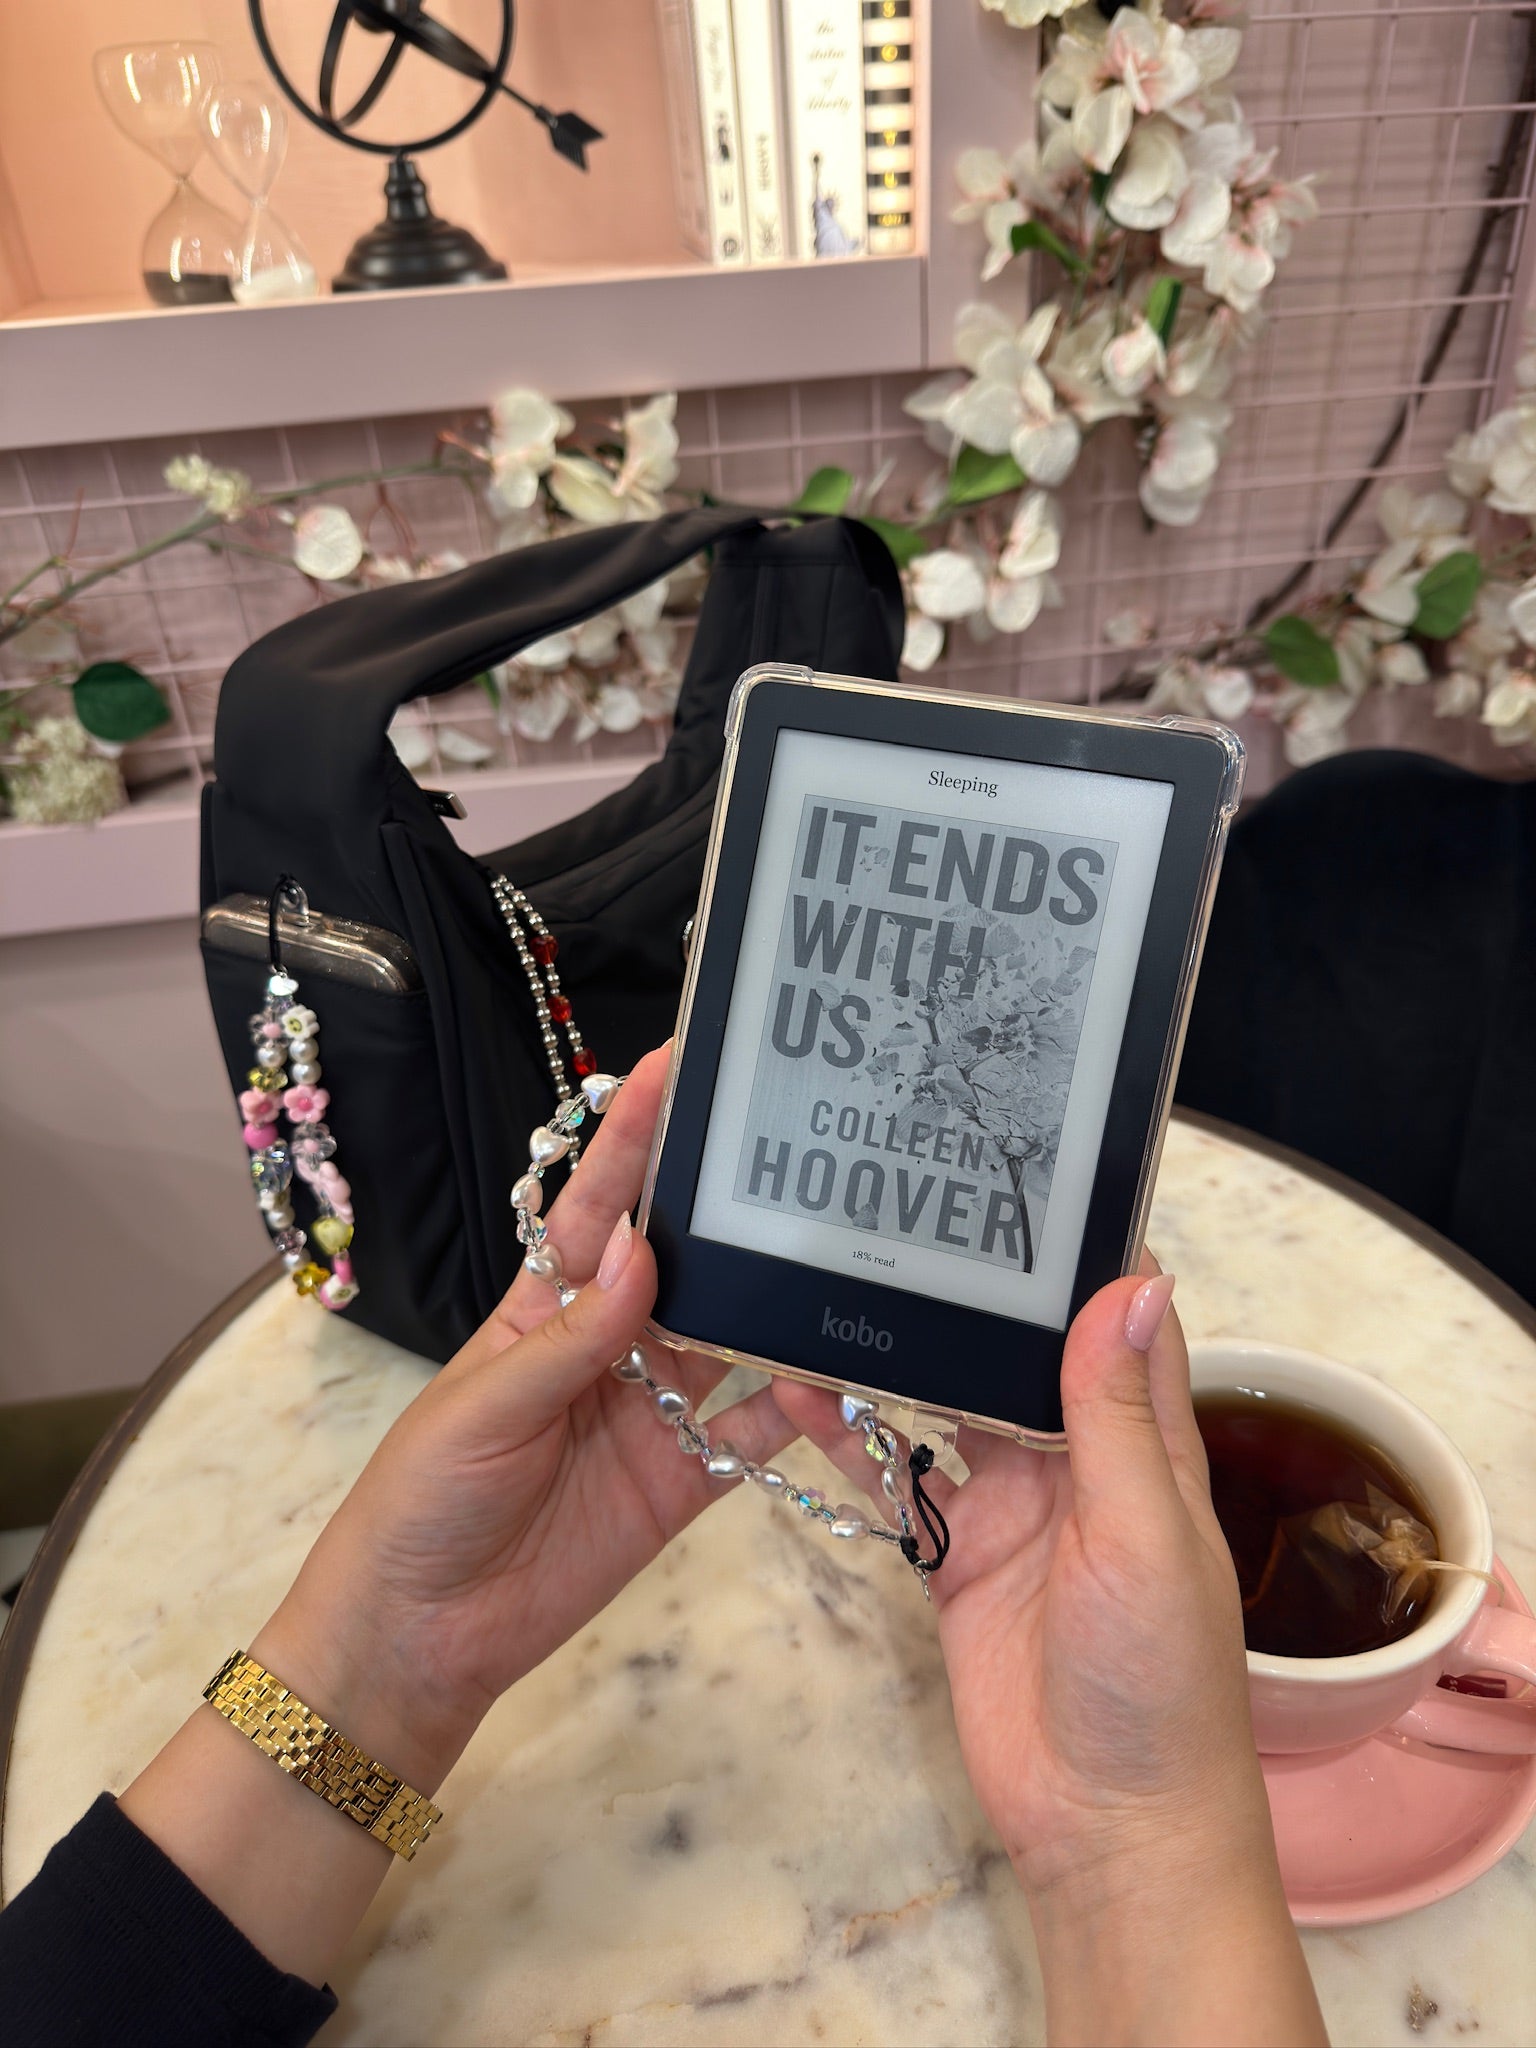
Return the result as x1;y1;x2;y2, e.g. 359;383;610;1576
772;1272;1328;2047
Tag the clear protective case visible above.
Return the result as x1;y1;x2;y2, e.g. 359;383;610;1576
638;664;1245;1447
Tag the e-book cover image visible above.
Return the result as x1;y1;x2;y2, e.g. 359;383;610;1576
733;793;1119;1275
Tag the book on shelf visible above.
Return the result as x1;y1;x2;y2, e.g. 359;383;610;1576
863;0;914;255
657;0;917;265
658;0;749;265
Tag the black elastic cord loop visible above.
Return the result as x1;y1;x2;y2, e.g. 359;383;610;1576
268;874;307;975
898;1444;951;1575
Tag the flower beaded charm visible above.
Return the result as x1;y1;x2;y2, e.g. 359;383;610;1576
243;878;358;1312
510;1073;948;1591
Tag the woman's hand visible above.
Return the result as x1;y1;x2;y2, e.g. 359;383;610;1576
254;1045;795;1795
772;1272;1327;2046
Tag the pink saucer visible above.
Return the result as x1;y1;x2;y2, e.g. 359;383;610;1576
1262;1559;1536;1926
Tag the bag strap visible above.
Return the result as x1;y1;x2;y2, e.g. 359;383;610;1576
213;504;786;826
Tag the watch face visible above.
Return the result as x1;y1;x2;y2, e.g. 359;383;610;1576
688;729;1173;1333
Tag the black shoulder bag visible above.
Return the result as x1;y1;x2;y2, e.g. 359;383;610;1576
201;507;902;1361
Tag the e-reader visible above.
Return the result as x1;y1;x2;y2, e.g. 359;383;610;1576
638;666;1243;1441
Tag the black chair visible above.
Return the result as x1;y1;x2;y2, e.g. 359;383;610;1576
1176;749;1536;1306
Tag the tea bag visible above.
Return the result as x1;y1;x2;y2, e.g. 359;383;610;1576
1283;1482;1497;1622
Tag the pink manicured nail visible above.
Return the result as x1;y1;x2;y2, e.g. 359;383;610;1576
597;1213;634;1289
1125;1273;1176;1352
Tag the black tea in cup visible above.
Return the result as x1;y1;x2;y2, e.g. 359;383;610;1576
1194;1392;1441;1658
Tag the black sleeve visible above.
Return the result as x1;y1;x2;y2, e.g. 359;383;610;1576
0;1793;338;2048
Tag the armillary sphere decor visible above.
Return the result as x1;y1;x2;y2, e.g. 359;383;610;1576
247;0;603;292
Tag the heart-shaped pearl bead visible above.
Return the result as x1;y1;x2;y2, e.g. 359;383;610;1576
529;1125;569;1166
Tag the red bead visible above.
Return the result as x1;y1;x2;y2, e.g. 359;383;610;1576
549;994;572;1023
530;932;558;965
573;1047;597;1077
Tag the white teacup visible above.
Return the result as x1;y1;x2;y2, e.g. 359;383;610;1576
1188;1341;1536;1756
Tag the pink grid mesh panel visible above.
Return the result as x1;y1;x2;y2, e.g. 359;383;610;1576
2;0;1533;800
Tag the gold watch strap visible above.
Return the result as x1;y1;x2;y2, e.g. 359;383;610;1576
203;1650;443;1860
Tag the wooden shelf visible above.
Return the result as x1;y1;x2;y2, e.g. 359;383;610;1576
0;255;928;451
0;756;643;940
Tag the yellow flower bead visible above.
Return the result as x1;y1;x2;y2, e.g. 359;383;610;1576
247;1066;286;1092
311;1216;353;1256
291;1262;329;1296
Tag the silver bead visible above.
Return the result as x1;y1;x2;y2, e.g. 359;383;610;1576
580;1072;621;1113
267;972;298;999
559;1285;579;1307
524;1244;564;1285
529;1124;569;1166
510;1173;543;1214
831;1504;871;1540
881;1466;904;1503
705;1440;746;1480
290;1060;321;1084
254;1042;286;1071
839;1393;877;1430
751;1465;787;1493
282;1248;306;1270
651;1385;691;1422
612;1345;648;1382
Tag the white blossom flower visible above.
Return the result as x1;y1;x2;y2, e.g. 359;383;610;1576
1139;396;1231;526
1354;537;1423;627
1107;118;1189;232
615;393;680;509
164;453;256;522
981;0;1078;26
1506;576;1536;650
619;578;670;632
1444;408;1529;501
1282;687;1356;767
437;724;494;765
486;388;572;513
953;148;1026;282
1145;657;1207;715
1047;302;1144;426
1433;672;1482;719
1103;606;1156;647
1331;615;1394;696
1104;318;1167;399
1375;640;1430;688
902;610;945;672
932;302;1083;486
506;676;573;742
910;548;989;622
387;713;434;770
1038;7;1204;174
517;629;577;670
548;454;630;525
1201;664;1254;719
572;612;622;664
594;679;645;733
1376;483;1466;558
292;504;365;580
987;490;1061;632
1450;581;1517;674
1481;670;1536;746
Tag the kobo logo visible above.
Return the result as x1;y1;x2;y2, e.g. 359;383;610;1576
821;1307;894;1353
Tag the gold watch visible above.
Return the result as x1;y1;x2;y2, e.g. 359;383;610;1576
203;1650;443;1860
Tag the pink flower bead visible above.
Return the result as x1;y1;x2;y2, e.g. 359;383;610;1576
333;1201;354;1224
239;1088;280;1122
282;1083;330;1122
242;1122;271;1149
320;1171;350;1205
294;1156;322;1183
260;1021;285;1039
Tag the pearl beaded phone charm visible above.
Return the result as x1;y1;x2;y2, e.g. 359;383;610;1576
512;1076;952;1594
241;877;358;1310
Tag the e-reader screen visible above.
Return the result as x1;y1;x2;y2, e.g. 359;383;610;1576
689;730;1174;1330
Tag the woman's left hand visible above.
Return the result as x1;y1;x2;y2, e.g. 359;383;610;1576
251;1045;792;1794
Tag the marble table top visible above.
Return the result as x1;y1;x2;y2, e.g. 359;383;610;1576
3;1116;1534;2047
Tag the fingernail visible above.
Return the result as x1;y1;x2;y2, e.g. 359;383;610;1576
597;1212;634;1290
1125;1272;1176;1352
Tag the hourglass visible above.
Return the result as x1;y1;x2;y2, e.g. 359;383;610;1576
93;43;240;307
202;81;318;305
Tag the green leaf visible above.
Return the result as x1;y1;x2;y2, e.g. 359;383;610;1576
1262;615;1340;688
1146;275;1183;347
1009;219;1087;276
474;669;499;708
1089;171;1112;207
946;443;1027;508
71;661;171;742
1412;550;1482;639
858;515;928;569
792;466;854;515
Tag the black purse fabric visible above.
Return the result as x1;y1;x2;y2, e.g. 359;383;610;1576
201;508;903;1361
